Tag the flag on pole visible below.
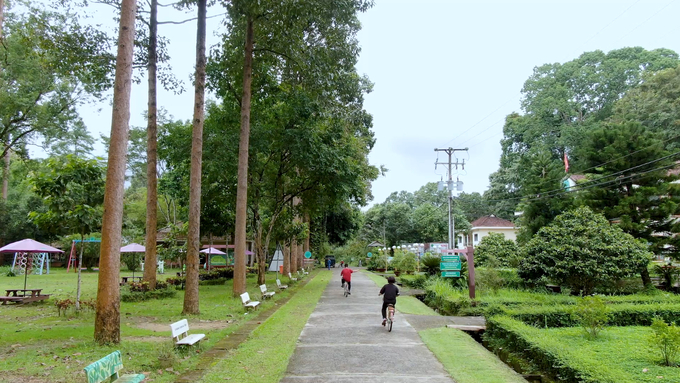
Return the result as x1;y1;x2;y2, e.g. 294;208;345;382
564;151;569;173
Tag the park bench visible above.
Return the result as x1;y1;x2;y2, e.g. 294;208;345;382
1;289;50;305
240;292;260;310
260;284;276;300
276;279;288;290
302;267;309;275
288;272;298;282
170;319;205;347
83;350;145;383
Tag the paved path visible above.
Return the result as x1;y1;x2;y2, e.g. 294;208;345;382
280;270;456;383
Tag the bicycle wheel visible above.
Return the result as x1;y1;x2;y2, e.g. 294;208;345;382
344;286;348;297
388;318;393;332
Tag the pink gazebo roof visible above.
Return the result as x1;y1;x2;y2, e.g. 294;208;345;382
120;243;146;253
0;239;63;253
200;247;226;255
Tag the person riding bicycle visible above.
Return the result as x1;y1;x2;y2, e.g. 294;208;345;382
340;264;353;294
379;276;399;326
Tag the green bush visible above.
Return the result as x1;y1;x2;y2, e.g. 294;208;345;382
366;255;387;271
571;296;610;339
199;278;227;286
519;207;653;295
475;232;520;267
392;251;417;274
650;317;680;366
121;287;176;302
420;254;440;276
400;274;428;289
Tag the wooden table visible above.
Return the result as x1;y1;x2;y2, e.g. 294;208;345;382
120;276;143;285
1;289;50;305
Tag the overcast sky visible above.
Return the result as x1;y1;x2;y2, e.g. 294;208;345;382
73;0;680;208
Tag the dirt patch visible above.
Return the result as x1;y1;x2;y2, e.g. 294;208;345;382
0;372;51;383
135;319;232;333
124;336;169;343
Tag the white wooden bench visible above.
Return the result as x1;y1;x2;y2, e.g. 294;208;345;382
240;292;260;310
170;319;205;347
260;284;276;300
288;272;298;282
276;279;288;290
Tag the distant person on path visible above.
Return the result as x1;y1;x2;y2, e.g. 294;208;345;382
340;260;344;268
327;259;331;270
379;276;399;326
340;264;354;294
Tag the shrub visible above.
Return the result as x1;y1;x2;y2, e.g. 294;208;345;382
199;278;227;285
121;287;176;302
400;274;427;289
420;254;440;276
476;266;505;293
519;207;653;295
650;317;680;366
571;296;610;339
367;255;387;271
55;298;75;316
654;263;679;290
166;276;185;286
474;232;519;267
392;251;417;275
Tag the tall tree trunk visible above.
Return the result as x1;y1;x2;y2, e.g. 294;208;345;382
143;0;158;290
233;17;254;297
94;0;137;345
76;233;84;310
283;244;290;275
183;0;207;315
641;267;653;288
0;0;7;202
291;239;298;274
255;219;266;285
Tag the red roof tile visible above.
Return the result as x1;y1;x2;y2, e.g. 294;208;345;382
471;215;515;228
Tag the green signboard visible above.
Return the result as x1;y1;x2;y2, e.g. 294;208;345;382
442;271;461;278
367;252;372;258
304;251;312;259
441;255;460;262
210;254;227;266
440;262;461;271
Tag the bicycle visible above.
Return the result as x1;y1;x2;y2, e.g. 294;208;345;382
343;280;350;297
386;304;395;332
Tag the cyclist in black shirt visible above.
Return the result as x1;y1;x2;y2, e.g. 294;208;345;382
379;276;399;326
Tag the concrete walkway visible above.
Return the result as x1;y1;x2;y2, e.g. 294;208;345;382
280;270;456;383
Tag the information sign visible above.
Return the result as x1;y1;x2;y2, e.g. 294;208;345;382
441;271;461;278
440;262;461;270
304;251;312;259
367;252;372;258
441;255;460;262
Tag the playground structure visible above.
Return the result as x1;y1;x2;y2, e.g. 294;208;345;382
66;238;101;272
11;252;51;275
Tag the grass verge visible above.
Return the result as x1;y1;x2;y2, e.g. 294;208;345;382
199;270;331;383
363;271;437;316
0;268;308;383
420;327;527;383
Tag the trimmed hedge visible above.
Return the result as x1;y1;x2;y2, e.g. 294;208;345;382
121;287;176;302
504;303;680;328
485;316;680;383
485;316;602;383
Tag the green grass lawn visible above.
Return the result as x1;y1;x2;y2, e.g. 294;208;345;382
530;325;680;383
199;270;331;383
420;327;527;383
0;267;311;383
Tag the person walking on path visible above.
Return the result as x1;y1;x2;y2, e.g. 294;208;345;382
379;276;399;326
340;264;353;293
327;258;331;270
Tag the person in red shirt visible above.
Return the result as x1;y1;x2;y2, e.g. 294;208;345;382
340;264;353;294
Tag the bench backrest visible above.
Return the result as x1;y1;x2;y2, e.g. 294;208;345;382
170;319;189;340
84;350;124;383
288;272;293;278
259;284;267;293
276;279;282;287
240;292;251;304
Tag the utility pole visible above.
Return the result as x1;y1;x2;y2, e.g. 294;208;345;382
434;147;468;251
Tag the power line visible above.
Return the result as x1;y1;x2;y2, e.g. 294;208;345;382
615;0;677;44
485;153;680;204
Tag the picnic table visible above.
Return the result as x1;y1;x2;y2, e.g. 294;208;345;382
0;289;50;305
120;276;143;285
